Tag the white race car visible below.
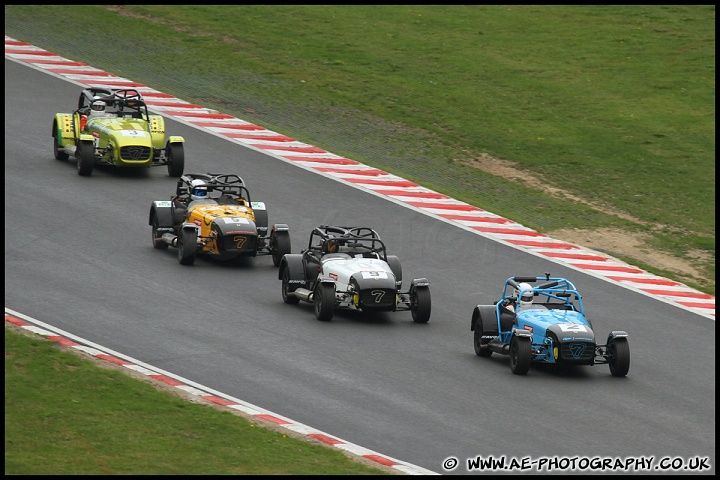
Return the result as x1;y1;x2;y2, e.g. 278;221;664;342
278;225;431;323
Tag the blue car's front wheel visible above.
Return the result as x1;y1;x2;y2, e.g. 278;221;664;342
608;337;630;377
510;336;532;375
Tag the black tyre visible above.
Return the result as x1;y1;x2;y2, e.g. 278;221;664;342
410;286;431;323
608;337;630;377
281;268;300;304
272;231;291;267
473;312;493;357
77;142;94;176
151;214;169;250
177;228;197;266
53;134;69;161
314;283;335;322
166;143;184;178
510;336;532;375
386;255;402;289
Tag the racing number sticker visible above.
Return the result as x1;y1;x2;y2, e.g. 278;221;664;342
361;271;388;279
223;217;250;225
370;290;386;303
233;236;247;249
559;323;588;333
120;130;149;138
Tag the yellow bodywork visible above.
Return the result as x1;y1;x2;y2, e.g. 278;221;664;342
185;201;257;254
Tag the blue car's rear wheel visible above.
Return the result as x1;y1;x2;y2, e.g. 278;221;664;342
510;336;532;375
473;319;493;357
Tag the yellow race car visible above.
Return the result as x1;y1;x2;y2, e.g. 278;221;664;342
52;87;184;177
149;173;291;266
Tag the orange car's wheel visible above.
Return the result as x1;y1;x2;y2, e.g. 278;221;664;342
178;228;197;266
151;214;169;250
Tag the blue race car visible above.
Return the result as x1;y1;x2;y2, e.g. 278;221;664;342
470;274;630;376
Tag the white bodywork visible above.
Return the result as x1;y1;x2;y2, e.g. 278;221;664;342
320;254;397;293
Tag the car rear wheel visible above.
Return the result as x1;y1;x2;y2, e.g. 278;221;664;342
281;268;300;304
77;141;94;176
151;215;169;250
53;134;69;161
608;337;630;377
178;228;197;266
386;255;402;289
166;142;184;178
410;286;431;323
272;231;291;267
473;312;493;357
314;283;335;322
510;336;532;375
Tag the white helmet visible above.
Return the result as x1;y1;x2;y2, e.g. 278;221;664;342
190;179;208;200
518;283;534;308
90;100;105;113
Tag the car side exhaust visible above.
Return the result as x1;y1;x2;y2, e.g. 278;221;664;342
291;288;313;302
158;233;178;247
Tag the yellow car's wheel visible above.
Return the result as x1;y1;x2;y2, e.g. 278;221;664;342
53;133;69;161
77;141;94;176
167;143;184;178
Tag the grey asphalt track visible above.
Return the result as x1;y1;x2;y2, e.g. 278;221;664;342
4;57;715;475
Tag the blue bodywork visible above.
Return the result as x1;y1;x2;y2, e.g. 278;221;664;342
471;274;630;376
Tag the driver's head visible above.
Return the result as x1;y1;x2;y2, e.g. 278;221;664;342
518;282;534;308
90;100;105;113
326;239;338;253
190;179;208;200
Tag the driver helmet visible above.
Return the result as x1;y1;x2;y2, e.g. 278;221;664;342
518;282;534;309
90;100;105;114
190;179;208;200
325;239;339;253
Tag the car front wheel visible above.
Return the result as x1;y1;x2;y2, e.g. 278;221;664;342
314;283;335;322
510;336;532;375
410;286;431;323
77;141;94;176
178;228;197;266
272;231;291;267
166;142;184;177
608;337;630;377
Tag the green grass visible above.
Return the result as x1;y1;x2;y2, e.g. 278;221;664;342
5;5;715;294
4;326;390;475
